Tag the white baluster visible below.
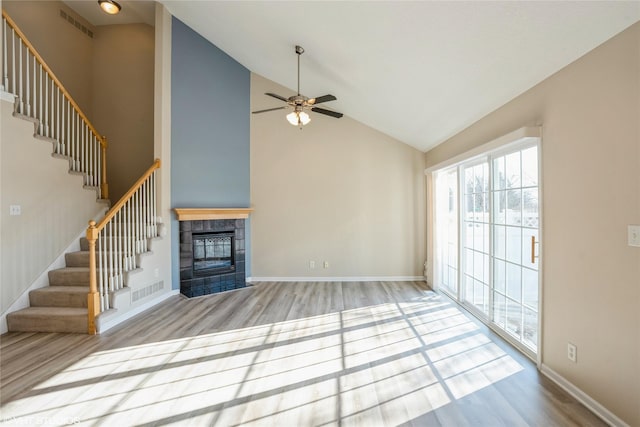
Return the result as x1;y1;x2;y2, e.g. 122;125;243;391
11;29;16;95
2;18;8;91
45;71;49;136
18;40;22;113
101;228;107;310
152;172;157;236
96;138;101;191
38;63;43;133
54;85;58;145
108;222;114;294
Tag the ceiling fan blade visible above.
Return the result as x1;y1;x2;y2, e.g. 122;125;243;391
252;106;286;114
265;92;289;103
308;94;337;105
311;107;343;119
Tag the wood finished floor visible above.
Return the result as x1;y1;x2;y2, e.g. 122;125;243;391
1;281;605;426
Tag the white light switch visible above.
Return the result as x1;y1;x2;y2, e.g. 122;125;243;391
629;225;640;247
9;205;21;216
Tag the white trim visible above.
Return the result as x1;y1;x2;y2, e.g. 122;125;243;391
424;126;541;173
97;289;179;333
540;364;630;427
1;90;15;103
247;276;426;283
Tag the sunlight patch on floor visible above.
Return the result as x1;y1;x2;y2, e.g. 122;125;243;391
1;292;524;426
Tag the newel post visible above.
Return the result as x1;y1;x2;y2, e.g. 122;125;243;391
101;136;109;200
87;220;100;335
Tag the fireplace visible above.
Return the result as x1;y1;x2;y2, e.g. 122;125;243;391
193;232;235;275
176;208;252;298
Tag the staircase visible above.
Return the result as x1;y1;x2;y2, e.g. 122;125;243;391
6;234;153;333
2;10;162;334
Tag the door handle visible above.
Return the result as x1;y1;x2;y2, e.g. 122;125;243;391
531;235;539;264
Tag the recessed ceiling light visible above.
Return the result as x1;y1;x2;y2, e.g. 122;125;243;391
98;0;121;15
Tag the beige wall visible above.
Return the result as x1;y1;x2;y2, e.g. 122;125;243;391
425;23;640;425
3;0;95;117
92;23;155;201
0;100;106;314
251;74;426;279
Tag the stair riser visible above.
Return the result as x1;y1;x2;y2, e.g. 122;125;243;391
65;252;90;267
48;270;90;286
30;290;88;308
7;313;87;334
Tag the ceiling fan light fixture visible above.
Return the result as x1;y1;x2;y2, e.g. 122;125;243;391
286;111;310;127
98;0;121;15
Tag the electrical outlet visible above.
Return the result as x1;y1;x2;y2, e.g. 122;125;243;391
9;205;21;216
628;225;640;247
309;260;315;269
567;343;577;363
323;261;329;269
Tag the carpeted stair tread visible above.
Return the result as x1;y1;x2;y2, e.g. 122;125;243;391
30;286;88;308
7;307;87;333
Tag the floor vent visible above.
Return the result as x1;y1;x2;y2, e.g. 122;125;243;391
132;281;165;302
59;9;94;39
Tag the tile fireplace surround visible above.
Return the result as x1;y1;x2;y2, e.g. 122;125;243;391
175;208;252;298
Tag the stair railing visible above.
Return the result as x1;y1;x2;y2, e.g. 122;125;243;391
86;160;160;334
1;10;108;199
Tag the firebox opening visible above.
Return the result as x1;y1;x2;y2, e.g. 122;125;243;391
193;232;235;275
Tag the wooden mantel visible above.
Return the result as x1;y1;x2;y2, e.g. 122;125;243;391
174;208;253;221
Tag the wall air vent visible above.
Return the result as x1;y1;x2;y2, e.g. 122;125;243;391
59;9;94;39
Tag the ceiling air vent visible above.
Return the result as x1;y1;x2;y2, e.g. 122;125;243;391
59;9;94;39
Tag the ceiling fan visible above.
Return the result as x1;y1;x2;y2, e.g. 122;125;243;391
252;45;343;128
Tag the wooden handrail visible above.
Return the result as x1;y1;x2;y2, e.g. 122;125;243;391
94;159;160;233
1;10;106;149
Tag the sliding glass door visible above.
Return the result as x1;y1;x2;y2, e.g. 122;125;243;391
434;142;540;356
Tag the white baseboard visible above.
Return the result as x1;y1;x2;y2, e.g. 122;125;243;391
540;364;629;427
98;289;179;333
247;276;426;283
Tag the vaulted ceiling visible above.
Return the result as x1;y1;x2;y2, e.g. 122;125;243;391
70;1;640;152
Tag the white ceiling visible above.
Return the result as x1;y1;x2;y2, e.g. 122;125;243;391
69;1;640;152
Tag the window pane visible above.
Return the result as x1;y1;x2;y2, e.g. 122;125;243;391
493;190;506;225
505;226;522;264
523;188;538;228
482;223;490;254
506;151;521;188
506;298;522;340
506;262;522;302
523;308;538;351
494;225;506;260
506;189;522;226
474;279;484;307
523;268;538;310
494;259;506;294
474;251;484;282
465;248;474;276
493;292;506;327
464;275;473;302
493;157;506;190
522;146;538;187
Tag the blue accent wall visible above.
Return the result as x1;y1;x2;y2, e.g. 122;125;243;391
171;17;251;289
